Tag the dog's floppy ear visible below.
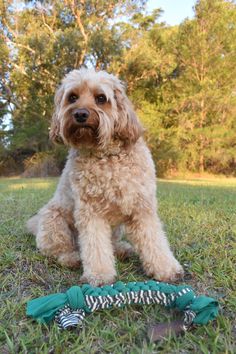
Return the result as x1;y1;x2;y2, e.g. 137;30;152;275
114;88;143;145
49;84;64;144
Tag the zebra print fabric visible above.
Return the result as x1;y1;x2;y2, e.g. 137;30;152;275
55;306;85;330
55;287;194;330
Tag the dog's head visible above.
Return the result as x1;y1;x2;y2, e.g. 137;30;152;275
50;68;143;148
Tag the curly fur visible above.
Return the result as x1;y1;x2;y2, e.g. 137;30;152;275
27;68;183;286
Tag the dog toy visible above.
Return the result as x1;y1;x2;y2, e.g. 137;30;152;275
27;280;218;338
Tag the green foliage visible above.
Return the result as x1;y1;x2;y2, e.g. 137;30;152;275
0;0;235;176
117;0;236;175
170;0;236;173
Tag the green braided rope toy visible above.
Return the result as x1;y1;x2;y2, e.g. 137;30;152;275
27;280;219;334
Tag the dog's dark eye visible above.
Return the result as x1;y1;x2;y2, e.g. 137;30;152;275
95;94;107;105
68;93;78;104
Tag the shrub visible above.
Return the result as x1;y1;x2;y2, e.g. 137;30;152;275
23;152;60;177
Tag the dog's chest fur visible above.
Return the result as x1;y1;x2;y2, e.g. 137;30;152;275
69;139;156;221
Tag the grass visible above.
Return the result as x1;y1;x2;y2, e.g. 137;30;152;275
0;177;236;353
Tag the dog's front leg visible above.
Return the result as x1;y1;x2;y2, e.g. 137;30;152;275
126;211;184;282
75;206;116;286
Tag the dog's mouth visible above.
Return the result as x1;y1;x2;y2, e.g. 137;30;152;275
75;124;97;132
63;117;99;147
71;124;98;140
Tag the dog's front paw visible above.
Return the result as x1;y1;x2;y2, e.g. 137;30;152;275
145;257;184;283
80;272;116;287
159;261;184;282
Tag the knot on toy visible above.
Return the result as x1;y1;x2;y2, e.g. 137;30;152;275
190;296;219;325
26;285;92;324
66;286;85;310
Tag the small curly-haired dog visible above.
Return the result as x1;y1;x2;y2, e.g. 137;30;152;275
27;68;183;286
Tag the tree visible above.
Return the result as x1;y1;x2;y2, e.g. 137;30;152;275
0;0;147;174
170;0;236;173
113;11;182;175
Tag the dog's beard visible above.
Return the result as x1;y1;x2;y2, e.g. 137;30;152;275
63;120;98;147
61;108;116;148
97;109;114;149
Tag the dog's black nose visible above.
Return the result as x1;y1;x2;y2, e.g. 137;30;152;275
73;108;90;123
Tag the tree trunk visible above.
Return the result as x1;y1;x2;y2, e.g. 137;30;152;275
199;99;205;173
199;137;204;174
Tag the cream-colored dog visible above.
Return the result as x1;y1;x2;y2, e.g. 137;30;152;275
27;68;183;286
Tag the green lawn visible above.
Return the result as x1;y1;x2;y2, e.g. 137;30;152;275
0;177;235;353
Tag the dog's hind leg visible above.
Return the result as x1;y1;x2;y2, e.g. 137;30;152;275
35;203;80;268
27;213;40;236
26;158;80;269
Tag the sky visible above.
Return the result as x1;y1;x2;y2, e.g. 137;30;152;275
147;0;196;25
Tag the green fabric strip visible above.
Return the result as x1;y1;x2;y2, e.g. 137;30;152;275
190;296;219;325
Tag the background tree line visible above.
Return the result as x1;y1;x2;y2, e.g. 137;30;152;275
0;0;235;177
